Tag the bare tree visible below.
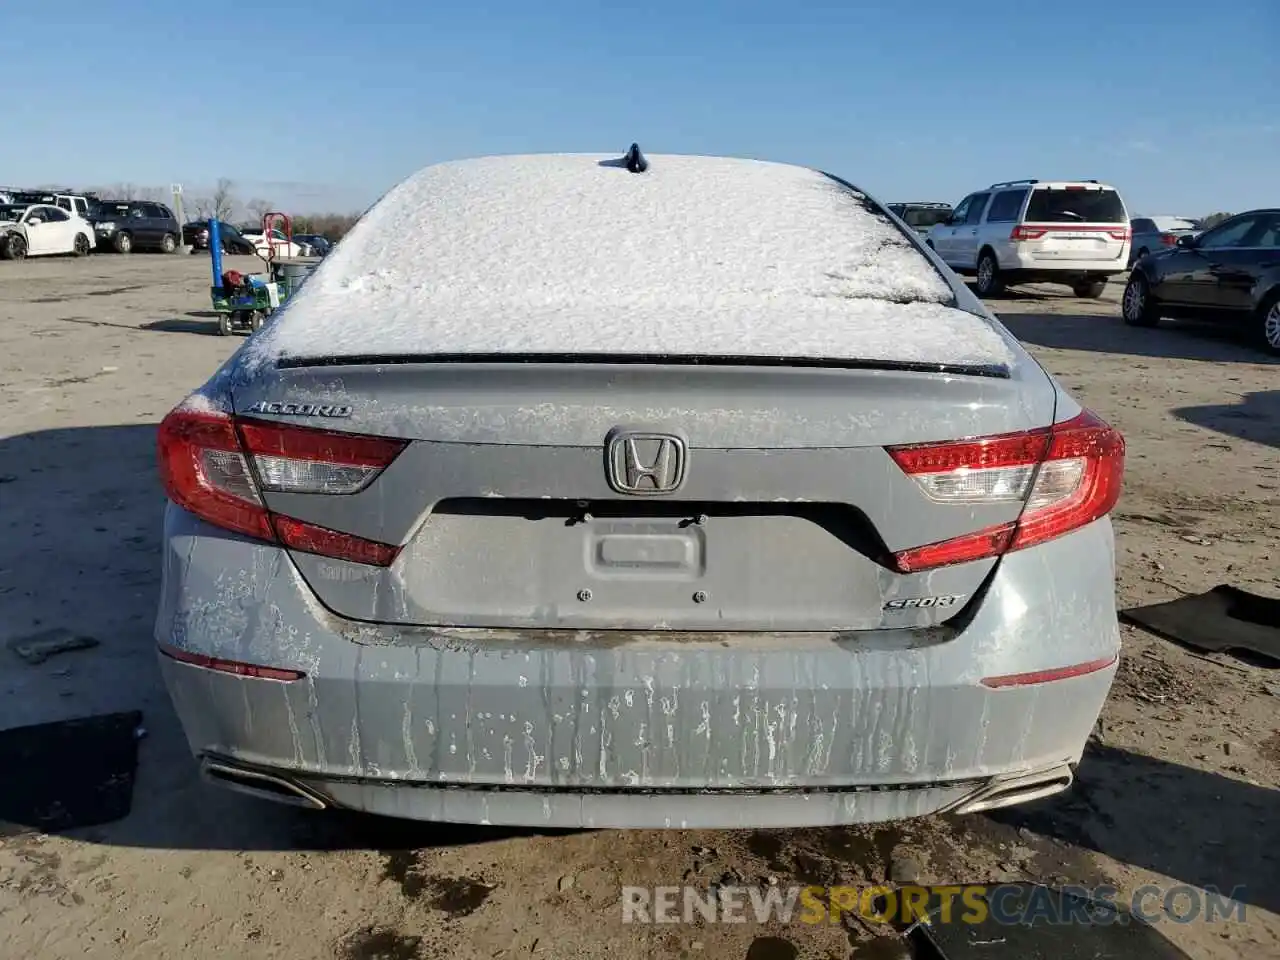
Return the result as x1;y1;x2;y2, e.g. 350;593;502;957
211;178;237;222
1199;211;1232;229
188;196;213;219
89;183;138;201
245;197;274;225
290;212;361;240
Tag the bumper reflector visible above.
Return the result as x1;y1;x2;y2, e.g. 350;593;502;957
158;642;305;682
980;655;1117;689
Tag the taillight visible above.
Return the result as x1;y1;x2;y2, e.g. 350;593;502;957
237;418;407;494
1160;233;1178;246
1012;225;1129;242
886;409;1124;573
157;406;407;566
1010;225;1047;242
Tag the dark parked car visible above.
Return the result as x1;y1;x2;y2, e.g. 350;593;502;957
183;219;256;255
886;202;953;238
91;201;181;253
293;233;332;256
1122;208;1280;353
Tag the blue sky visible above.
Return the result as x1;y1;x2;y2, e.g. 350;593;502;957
5;0;1275;216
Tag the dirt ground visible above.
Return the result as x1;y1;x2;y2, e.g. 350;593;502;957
0;253;1276;960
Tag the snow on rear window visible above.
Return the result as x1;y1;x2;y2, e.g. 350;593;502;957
243;154;1015;369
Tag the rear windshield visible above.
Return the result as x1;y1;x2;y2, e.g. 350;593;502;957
901;207;953;229
1026;188;1126;224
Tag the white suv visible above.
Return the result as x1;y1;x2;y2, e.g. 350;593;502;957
927;179;1131;298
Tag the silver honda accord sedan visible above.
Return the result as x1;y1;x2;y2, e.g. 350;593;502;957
155;149;1125;828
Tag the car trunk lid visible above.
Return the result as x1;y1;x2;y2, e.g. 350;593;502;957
231;357;1059;633
1018;186;1130;262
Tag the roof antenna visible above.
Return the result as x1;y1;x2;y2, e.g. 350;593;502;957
623;143;648;173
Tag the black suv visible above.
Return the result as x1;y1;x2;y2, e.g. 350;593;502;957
91;201;181;253
182;219;257;255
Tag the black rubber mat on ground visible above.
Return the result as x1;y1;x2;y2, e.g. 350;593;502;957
911;884;1195;959
1120;585;1280;667
0;711;142;835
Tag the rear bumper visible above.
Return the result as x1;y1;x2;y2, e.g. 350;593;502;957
155;506;1120;827
1003;250;1126;278
191;752;1079;828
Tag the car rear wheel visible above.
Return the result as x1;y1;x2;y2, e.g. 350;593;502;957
1073;279;1108;299
4;233;27;260
113;232;133;254
73;233;91;257
1258;294;1280;355
974;251;1004;297
161;232;177;254
1121;273;1160;327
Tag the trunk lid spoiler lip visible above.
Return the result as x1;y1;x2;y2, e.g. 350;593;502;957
271;352;1012;380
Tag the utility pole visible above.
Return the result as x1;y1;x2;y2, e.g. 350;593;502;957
172;183;191;254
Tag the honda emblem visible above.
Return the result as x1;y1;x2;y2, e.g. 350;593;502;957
605;431;687;495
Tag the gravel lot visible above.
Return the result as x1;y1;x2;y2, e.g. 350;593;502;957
1;254;1277;960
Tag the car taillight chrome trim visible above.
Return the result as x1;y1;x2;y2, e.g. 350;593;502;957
157;406;406;566
1010;224;1129;243
886;409;1125;573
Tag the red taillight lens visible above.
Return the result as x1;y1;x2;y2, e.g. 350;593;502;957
237;417;407;494
157;409;274;541
157;405;406;566
273;515;400;566
1009;409;1125;549
886;409;1125;573
1108;227;1132;242
1160;233;1178;246
1010;225;1047;242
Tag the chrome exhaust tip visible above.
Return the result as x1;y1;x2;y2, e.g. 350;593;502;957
201;759;328;810
946;763;1074;816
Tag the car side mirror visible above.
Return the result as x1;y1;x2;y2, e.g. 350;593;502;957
27;218;41;226
1176;234;1198;248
